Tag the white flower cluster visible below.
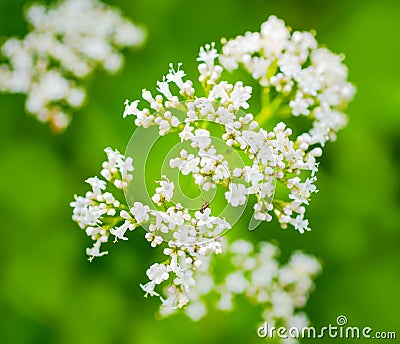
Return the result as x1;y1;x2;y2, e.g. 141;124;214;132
123;45;346;233
71;16;354;327
218;15;356;146
71;148;230;261
0;0;146;131
70;148;320;327
180;239;321;330
70;147;135;259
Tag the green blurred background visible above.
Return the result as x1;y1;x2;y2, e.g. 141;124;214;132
0;0;399;343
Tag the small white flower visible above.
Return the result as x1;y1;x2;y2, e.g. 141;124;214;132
157;77;174;100
160;180;174;202
197;42;219;69
190;129;212;149
140;282;160;297
110;220;135;241
289;92;314;116
230;82;252;109
153;176;174;202
174;269;196;293
166;62;186;88
225;183;247;207
123;99;140;118
173;226;195;246
85;177;106;197
179;124;194;141
86;239;108;260
243;164;263;186
147;263;170;285
215;106;235;124
180;155;200;175
195;208;214;228
130;202;150;223
290;214;310;234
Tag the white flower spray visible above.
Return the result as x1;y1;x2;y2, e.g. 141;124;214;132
71;16;354;340
0;0;146;131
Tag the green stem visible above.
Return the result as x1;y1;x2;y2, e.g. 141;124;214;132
272;199;286;212
256;91;285;125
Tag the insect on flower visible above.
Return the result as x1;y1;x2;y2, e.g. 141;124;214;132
200;201;210;213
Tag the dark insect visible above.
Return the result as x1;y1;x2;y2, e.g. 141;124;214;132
200;201;210;213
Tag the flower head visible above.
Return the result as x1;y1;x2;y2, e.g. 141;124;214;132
71;15;354;329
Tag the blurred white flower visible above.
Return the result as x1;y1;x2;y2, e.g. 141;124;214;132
110;220;135;242
0;0;146;131
182;238;321;333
